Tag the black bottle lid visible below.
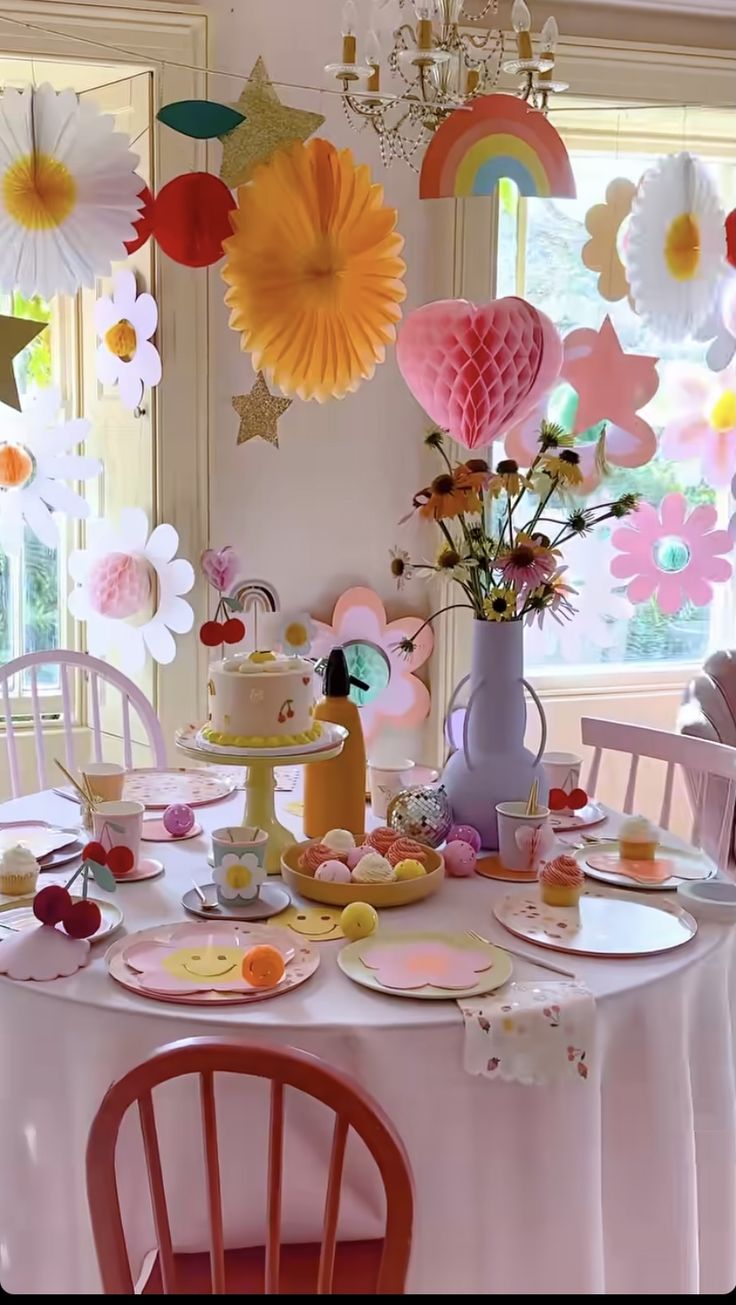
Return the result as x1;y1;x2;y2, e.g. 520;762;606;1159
323;647;350;698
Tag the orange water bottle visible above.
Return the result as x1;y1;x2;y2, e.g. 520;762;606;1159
303;648;366;840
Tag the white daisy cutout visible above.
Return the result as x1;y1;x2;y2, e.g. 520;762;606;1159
0;386;101;555
68;508;195;671
0;84;142;299
95;271;161;410
275;610;314;656
625;152;725;342
213;853;264;900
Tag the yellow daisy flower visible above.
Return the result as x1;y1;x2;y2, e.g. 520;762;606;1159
483;586;517;621
542;448;584;487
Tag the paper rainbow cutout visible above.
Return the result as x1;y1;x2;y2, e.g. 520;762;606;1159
420;93;575;201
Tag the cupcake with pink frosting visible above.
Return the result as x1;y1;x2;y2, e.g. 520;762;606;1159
539;854;584;907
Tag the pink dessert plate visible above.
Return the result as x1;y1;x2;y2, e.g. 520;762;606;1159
549;802;606;832
106;921;317;1006
0;822;78;859
337;930;512;1000
111;857;164;884
123;768;236;810
38;840;85;871
141;819;203;842
0;895;123;942
579;843;715;892
493;888;697;958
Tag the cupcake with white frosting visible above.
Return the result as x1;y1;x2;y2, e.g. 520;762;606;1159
0;844;40;896
619;815;659;862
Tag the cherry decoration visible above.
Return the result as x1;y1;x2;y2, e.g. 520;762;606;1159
33;884;72;926
62;899;102;939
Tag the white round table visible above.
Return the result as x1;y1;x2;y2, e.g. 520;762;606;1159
1;787;735;1296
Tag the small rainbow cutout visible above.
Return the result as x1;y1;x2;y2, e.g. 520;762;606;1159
420;93;576;201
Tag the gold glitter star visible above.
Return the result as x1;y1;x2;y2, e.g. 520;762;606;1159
233;372;293;448
0;315;47;411
219;56;325;189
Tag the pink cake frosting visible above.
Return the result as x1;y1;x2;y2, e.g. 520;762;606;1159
540;855;583;888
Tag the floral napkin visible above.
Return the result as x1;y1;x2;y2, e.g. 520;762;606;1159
458;979;596;1085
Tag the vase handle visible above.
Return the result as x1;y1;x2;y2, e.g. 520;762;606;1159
462;679;485;772
444;675;470;751
523;677;547;765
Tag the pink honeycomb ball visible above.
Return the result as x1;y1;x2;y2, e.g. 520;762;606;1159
346;845;372;871
315;859;352;884
447;823;482;853
163;803;195;836
87;552;152;620
443;839;477;877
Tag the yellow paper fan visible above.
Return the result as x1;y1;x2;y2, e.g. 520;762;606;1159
222;139;407;402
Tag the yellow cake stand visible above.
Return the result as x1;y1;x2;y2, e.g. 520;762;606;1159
175;722;347;873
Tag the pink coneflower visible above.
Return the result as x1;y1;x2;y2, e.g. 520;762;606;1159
498;533;556;591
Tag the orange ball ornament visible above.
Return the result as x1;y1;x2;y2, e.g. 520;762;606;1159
242;944;285;989
0;442;34;489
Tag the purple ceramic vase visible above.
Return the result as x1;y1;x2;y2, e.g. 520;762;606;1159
441;619;548;850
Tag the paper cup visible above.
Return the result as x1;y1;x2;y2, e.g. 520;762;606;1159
211;826;268;904
368;760;416;819
496;801;551;872
82;762;125;802
92;800;144;874
542;752;582;811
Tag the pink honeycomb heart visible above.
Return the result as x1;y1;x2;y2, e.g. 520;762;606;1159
397;297;563;450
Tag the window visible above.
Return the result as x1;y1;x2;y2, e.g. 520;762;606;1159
496;103;736;678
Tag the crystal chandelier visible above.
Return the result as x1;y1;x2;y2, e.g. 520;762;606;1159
325;0;567;169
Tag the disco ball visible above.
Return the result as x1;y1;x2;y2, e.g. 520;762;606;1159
386;785;453;848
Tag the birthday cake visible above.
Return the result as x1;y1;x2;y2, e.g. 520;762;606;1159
203;650;322;748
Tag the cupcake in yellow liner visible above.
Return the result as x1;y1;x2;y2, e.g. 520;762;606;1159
618;815;659;861
0;843;40;896
539;854;584;907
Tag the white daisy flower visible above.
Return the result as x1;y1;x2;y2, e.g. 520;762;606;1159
275;610;314;656
214;853;264;900
625;152;725;342
0;85;142;299
68;508;195;671
95;271;161;410
0;386;101;555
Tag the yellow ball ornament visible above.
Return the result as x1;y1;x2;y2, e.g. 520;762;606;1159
340;901;378;941
393;858;427;881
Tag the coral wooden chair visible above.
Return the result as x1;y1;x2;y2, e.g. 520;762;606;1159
86;1038;414;1296
581;715;736;873
0;650;166;796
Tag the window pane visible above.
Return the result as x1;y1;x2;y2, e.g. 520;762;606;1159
502;135;736;673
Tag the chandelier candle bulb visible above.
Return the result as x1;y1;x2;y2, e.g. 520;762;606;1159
342;0;358;64
512;0;533;60
466;67;480;94
365;29;381;92
538;16;558;83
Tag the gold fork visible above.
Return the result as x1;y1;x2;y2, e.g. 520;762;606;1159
466;928;576;979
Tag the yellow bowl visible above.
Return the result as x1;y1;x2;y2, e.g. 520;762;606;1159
281;841;445;908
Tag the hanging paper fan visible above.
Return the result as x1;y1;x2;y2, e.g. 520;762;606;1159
624;152;725;341
222;139;406;401
124;183;155;255
154;173;235;268
0;85;142;299
68;508;194;671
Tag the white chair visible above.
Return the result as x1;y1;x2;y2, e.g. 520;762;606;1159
581;716;736;875
0;650;166;797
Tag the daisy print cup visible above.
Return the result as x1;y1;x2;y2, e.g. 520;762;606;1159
211;827;268;905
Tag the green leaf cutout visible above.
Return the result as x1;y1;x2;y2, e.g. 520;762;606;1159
89;860;117;893
222;594;244;612
157;100;246;140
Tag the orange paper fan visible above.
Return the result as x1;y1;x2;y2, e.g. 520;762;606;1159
222;138;407;402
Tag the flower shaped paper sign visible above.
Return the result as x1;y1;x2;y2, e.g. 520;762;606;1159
310;586;432;743
222;138;406;402
624;152;726;341
582;178;637;302
213;853;265;901
124;928;280;994
68;508;195;671
0;85;142;299
397;297;563;450
0;387;101;556
610;493;733;615
95;272;161;411
661;363;736;487
360;940;493;991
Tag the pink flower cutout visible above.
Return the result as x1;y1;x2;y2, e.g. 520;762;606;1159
311;586;433;742
661;364;736;488
610;493;733;615
361;940;493;990
201;546;240;592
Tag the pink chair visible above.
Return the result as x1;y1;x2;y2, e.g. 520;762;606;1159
678;651;736;873
581;715;736;875
0;650;166;797
86;1037;414;1295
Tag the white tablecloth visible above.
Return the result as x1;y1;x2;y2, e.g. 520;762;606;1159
1;789;735;1296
